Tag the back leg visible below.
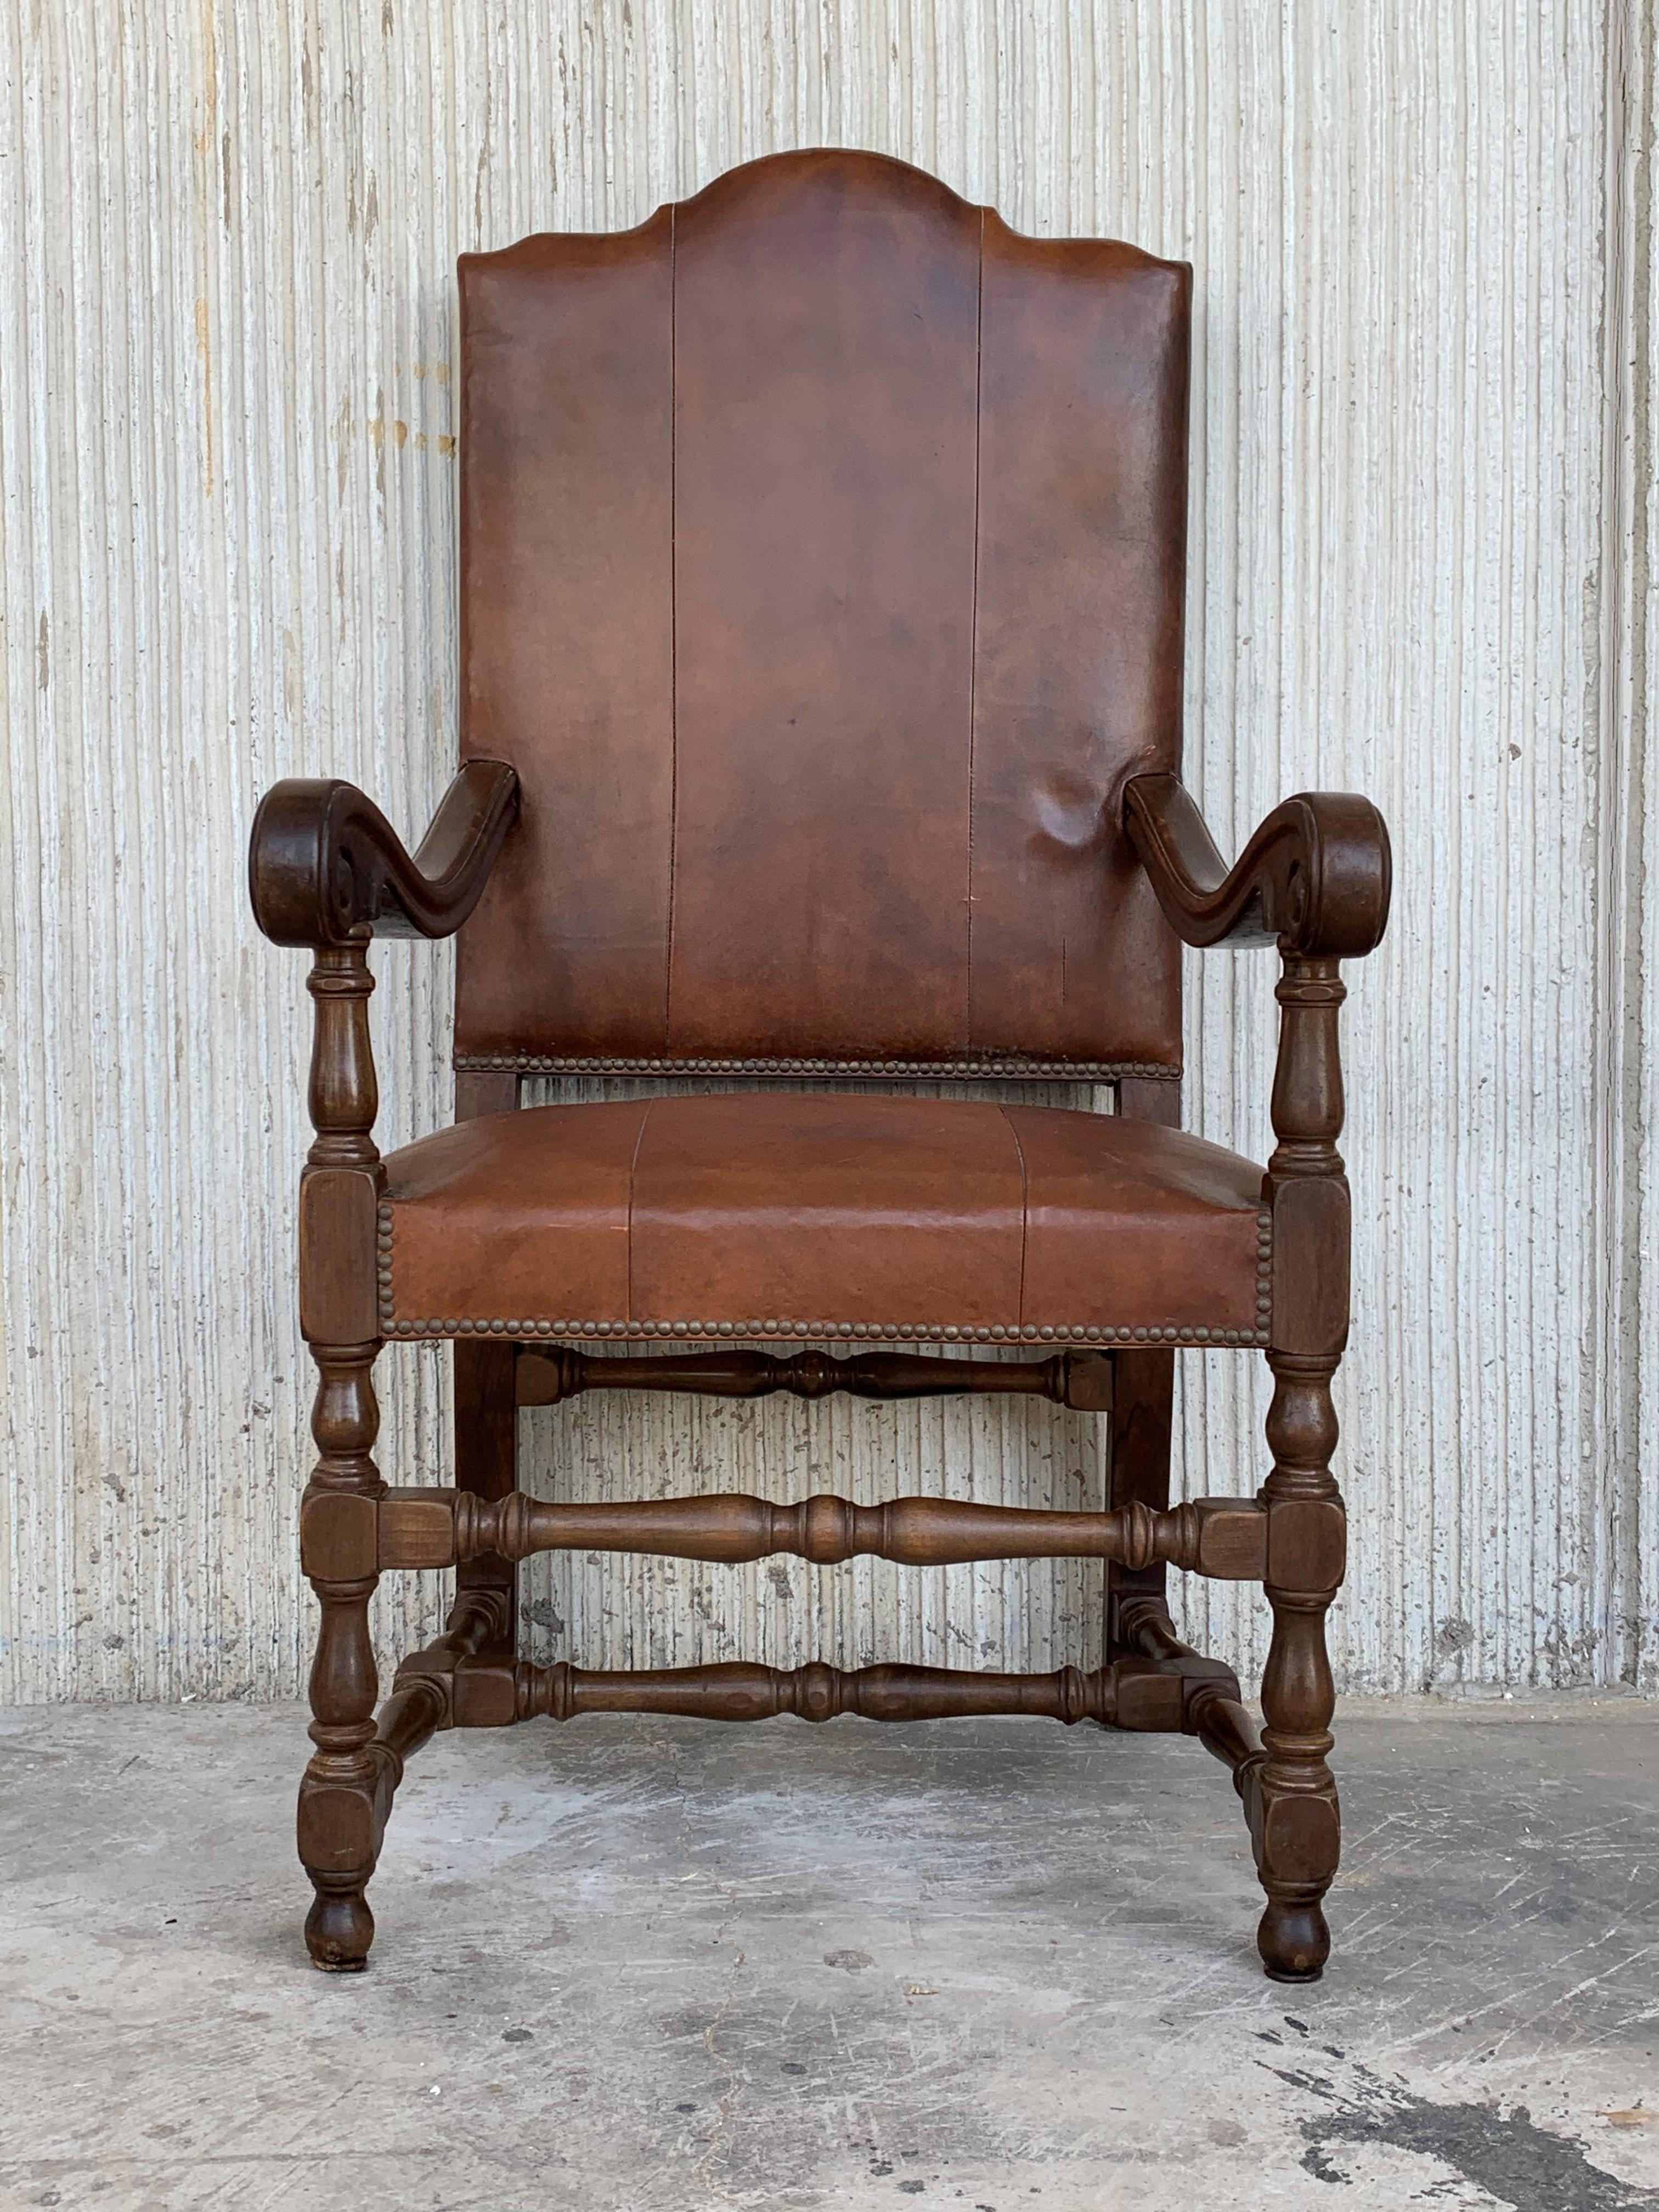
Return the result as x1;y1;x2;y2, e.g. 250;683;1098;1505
1107;1075;1183;1660
1105;1345;1176;1658
453;1070;521;1669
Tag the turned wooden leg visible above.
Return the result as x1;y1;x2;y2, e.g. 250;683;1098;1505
292;936;390;1968
1253;1351;1342;1982
297;1343;386;1971
1107;1075;1180;1661
453;1071;520;1665
1248;954;1351;1980
1105;1346;1175;1658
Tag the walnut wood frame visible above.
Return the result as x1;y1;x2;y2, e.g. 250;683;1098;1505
250;758;1387;1985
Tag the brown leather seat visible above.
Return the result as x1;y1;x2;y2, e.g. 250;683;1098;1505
379;1092;1269;1347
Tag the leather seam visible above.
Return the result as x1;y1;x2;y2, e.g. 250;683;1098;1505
965;207;983;1053
664;201;678;1052
624;1098;655;1329
998;1103;1030;1328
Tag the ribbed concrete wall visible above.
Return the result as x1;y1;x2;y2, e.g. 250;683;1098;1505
1;1;1654;1701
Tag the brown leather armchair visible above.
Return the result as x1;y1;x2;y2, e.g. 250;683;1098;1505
250;150;1389;1982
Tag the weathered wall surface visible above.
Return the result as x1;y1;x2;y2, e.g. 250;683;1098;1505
2;1;1654;1701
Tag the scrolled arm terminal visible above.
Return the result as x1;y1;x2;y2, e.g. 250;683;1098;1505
249;759;520;948
1123;771;1391;960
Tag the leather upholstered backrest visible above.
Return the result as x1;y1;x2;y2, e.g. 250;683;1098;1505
455;150;1189;1077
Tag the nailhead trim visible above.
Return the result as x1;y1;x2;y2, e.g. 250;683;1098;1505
376;1203;1273;1348
455;1053;1181;1081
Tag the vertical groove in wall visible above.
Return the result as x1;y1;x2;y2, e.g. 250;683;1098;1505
0;1;1649;1701
1624;0;1658;1690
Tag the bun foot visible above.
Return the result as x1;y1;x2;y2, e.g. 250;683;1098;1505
1257;1897;1329;1982
305;1879;375;1971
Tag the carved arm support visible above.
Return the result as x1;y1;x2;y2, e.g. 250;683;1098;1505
248;758;520;949
1124;769;1391;1352
1122;771;1390;959
246;759;522;1314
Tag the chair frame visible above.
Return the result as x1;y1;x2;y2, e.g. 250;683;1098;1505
250;759;1388;1982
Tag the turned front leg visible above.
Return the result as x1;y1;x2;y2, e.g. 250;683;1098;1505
297;1346;386;1969
1255;1352;1343;1980
294;936;388;1969
1251;953;1350;1982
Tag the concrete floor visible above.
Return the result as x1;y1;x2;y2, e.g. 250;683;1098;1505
1;1699;1656;2210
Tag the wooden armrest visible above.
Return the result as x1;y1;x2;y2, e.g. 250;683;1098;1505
249;760;519;947
1123;772;1390;959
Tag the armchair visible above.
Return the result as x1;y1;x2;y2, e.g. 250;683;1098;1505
250;149;1390;1983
